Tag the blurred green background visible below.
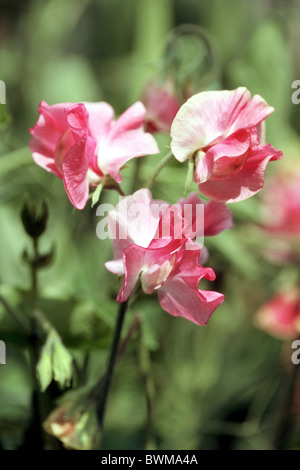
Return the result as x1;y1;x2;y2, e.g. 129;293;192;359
0;0;300;450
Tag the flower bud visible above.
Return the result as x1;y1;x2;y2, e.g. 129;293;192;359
21;198;49;239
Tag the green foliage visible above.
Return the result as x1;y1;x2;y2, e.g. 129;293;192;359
36;329;74;392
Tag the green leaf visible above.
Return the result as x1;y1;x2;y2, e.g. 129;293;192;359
36;329;73;392
184;159;195;194
91;183;103;208
36;337;53;392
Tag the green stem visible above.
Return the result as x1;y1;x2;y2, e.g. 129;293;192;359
145;151;174;189
138;318;156;449
131;158;143;193
96;300;129;436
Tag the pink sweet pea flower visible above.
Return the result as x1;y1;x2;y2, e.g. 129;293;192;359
30;100;159;209
170;87;283;203
261;171;300;236
105;189;225;325
142;79;181;134
258;170;300;265
255;290;300;340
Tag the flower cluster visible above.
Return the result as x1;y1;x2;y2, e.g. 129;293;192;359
30;87;282;324
105;189;232;324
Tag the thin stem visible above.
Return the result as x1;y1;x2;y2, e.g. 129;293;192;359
27;237;58;450
0;294;30;334
30;238;38;310
138;318;155;449
145;151;174;189
273;358;300;449
96;300;129;434
131;158;143;193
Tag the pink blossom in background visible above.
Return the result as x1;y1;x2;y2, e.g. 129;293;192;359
105;188;227;325
261;171;300;236
142;79;181;134
259;170;300;265
170;87;283;203
30;101;159;209
255;290;300;340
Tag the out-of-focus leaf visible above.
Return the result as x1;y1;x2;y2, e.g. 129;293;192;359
36;329;73;392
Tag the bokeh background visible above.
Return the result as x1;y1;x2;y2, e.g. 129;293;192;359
0;0;300;450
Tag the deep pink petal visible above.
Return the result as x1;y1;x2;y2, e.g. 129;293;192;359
30;101;76;177
142;80;181;133
194;128;251;183
203;200;233;235
116;239;183;303
255;291;300;339
198;144;283;203
157;249;224;325
62;138;89;210
177;192;232;238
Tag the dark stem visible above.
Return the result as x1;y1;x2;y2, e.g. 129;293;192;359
273;358;300;449
30;238;38;308
96;300;128;434
27;237;58;449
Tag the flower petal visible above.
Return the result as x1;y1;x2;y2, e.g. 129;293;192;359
198;143;283;203
62;138;89;210
170;87;273;162
194;128;251;183
158;249;224;325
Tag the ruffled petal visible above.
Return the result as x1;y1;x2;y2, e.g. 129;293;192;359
198;143;283;203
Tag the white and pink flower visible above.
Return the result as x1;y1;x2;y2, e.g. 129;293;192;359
105;189;231;325
170;87;283;203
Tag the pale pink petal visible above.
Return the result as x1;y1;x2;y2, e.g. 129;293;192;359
62;138;89;210
198;144;283;203
170;87;273;162
84;102;115;140
110;102;147;137
98;131;159;183
106;188;162;262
